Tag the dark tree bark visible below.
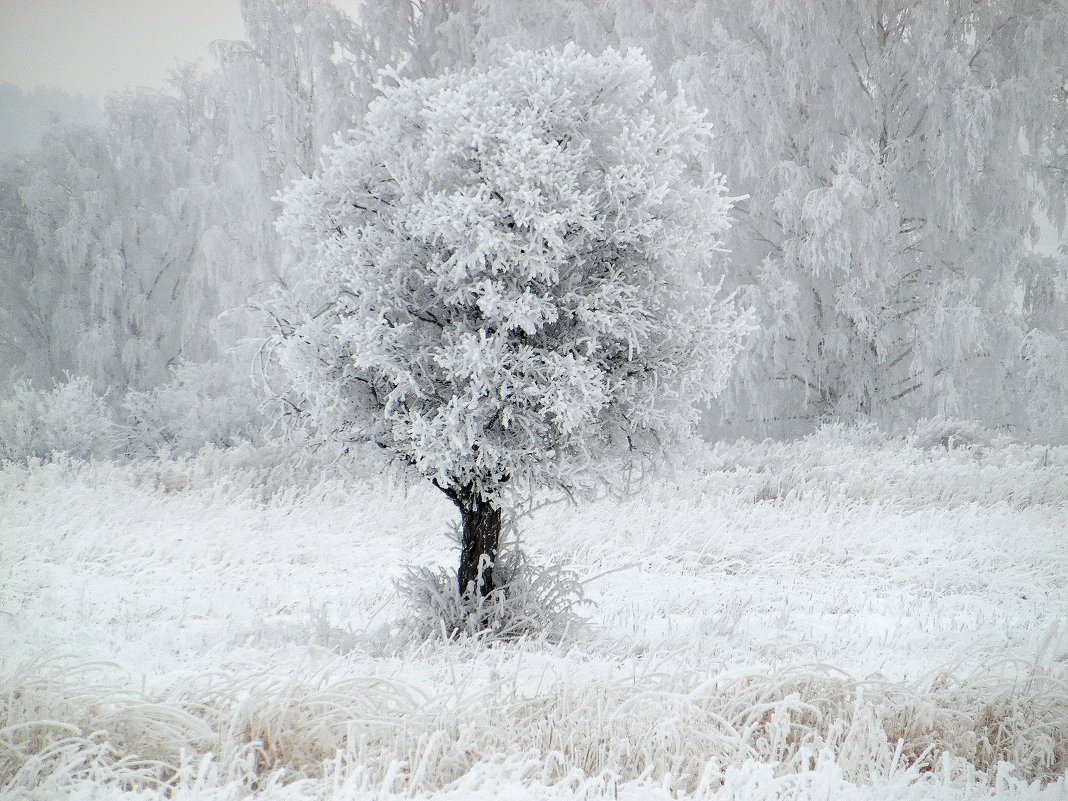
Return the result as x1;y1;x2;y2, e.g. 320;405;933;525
449;484;502;598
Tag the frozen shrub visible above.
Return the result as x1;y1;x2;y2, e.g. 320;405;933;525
0;376;116;462
121;357;273;456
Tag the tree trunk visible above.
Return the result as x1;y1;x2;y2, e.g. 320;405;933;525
454;486;502;599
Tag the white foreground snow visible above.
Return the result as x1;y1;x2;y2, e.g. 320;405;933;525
2;427;1066;799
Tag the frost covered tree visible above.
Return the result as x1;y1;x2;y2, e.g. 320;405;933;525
0;151;57;383
273;47;750;598
11;80;228;392
0;0;371;395
673;0;1068;432
213;0;365;183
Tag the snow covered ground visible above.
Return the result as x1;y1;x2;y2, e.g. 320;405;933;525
2;426;1067;800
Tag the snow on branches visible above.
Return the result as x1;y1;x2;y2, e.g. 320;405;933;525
273;46;751;505
680;0;1068;432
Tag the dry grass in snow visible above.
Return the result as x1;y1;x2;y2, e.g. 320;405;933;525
1;427;1067;799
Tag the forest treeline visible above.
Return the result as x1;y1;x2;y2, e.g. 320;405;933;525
1;0;1066;450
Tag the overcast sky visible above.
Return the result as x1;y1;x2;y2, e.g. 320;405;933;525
0;0;364;98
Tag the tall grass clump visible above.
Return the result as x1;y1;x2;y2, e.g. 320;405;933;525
396;532;591;643
699;422;1068;510
0;657;214;796
5;658;1065;798
185;662;1068;793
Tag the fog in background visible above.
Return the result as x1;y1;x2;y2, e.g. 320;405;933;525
1;0;364;95
0;0;364;152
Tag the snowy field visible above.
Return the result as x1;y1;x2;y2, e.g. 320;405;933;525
2;427;1067;800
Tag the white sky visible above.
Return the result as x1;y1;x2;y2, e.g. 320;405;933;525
0;0;364;98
